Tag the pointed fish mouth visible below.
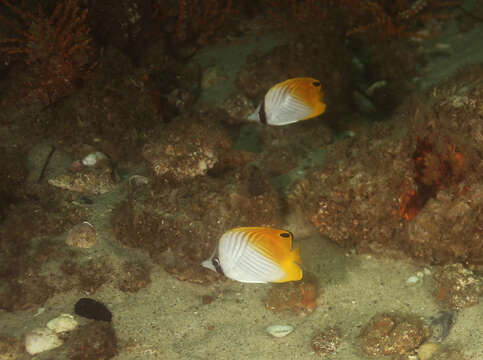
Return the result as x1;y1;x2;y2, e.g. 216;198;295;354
201;259;215;272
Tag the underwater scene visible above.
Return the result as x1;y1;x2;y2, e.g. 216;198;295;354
0;0;482;359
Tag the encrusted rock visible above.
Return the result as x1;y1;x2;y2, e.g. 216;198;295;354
48;167;118;195
360;313;430;356
142;122;231;181
311;327;342;356
434;263;481;309
405;184;482;263
265;273;319;315
296;65;483;266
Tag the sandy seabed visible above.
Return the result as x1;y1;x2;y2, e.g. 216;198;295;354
2;231;481;359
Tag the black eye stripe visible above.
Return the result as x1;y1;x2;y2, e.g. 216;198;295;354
212;257;224;275
279;232;290;238
312;81;321;87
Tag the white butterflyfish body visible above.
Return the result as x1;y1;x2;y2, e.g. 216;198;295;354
202;227;303;283
248;77;326;126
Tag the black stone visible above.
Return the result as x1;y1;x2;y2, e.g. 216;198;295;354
74;297;112;322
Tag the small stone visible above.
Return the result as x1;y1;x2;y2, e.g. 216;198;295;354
417;342;440;360
311;327;342;356
407;275;420;284
46;313;78;333
24;327;63;355
74;298;112;322
66;222;96;248
265;273;319;315
82;151;108;166
266;324;294;338
128;175;149;187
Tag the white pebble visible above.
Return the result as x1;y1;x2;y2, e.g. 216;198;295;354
47;313;78;333
82;151;107;166
24;327;63;355
266;324;294;338
407;275;420;284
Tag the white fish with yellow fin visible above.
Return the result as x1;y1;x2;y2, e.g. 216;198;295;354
202;227;303;283
248;77;326;126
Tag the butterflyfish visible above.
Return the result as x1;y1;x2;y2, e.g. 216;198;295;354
248;77;326;126
202;227;303;283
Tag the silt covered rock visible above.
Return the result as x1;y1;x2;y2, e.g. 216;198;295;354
142;116;231;182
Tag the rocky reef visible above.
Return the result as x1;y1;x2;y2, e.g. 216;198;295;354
291;64;482;266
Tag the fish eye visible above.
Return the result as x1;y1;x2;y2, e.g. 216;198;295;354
279;232;290;238
312;81;321;87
